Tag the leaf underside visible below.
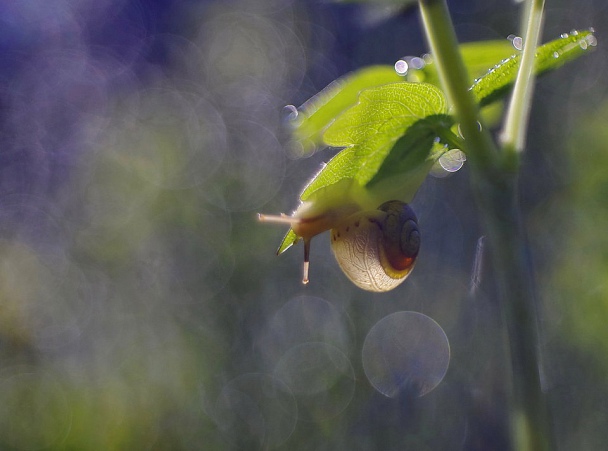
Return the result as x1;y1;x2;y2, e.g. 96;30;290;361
301;82;447;201
368;114;454;187
290;66;404;155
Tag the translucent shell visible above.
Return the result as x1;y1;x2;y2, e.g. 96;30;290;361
330;201;419;292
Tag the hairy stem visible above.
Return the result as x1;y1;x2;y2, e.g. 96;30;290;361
418;0;550;449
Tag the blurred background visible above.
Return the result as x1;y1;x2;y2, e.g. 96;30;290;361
0;0;606;449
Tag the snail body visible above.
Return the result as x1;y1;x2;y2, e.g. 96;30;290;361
260;199;420;292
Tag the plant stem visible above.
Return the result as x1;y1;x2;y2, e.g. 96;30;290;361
418;0;498;174
501;0;546;154
418;1;550;450
436;127;464;150
475;172;551;451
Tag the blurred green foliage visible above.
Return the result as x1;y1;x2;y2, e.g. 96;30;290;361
0;0;606;449
547;99;608;363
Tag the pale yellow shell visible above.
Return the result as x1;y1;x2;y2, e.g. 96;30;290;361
330;202;418;292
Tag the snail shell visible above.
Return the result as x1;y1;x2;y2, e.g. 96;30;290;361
330;200;419;292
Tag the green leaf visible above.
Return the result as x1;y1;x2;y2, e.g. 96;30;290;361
290;66;404;155
362;114;455;204
301;82;447;202
472;29;597;106
277;85;449;254
289;39;520;156
368;114;454;186
406;39;517;85
277;229;299;255
461;40;522;78
276;31;596;254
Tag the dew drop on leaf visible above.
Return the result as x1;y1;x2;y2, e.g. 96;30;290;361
430;149;466;178
586;35;598;47
439;149;467;173
508;34;523;51
512;36;523;51
283;104;298;122
409;57;425;70
394;59;408;75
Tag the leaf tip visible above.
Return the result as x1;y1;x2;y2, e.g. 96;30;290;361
277;229;299;255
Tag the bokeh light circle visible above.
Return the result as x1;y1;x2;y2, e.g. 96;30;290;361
214;373;297;450
274;342;355;422
256;295;353;366
198;119;286;212
110;88;227;190
362;311;450;398
0;368;72;450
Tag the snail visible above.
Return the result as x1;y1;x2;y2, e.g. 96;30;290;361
259;200;419;292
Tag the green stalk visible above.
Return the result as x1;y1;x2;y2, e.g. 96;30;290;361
418;0;498;175
476;174;551;451
418;0;550;450
501;0;546;154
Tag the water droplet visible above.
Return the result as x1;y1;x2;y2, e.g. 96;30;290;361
512;36;523;51
570;29;579;36
553;51;560;59
580;40;588;50
394;59;409;75
508;35;523;51
561;33;569;39
409;56;425;70
455;122;481;140
439;149;467;173
586;35;598;47
283;104;298;122
431;148;465;178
